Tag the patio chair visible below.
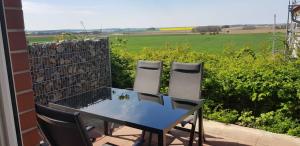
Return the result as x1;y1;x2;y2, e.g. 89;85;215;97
133;60;163;95
133;60;163;142
35;104;94;146
168;62;204;145
109;60;163;144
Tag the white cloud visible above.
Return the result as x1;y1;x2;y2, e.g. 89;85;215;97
23;1;94;15
23;0;97;30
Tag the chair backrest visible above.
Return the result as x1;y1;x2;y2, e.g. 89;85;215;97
35;104;92;146
168;62;204;100
133;60;162;95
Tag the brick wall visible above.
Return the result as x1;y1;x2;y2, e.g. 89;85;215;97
3;0;40;146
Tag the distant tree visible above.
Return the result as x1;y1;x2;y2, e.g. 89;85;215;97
146;27;157;31
192;26;221;33
192;28;198;33
54;33;84;42
275;24;287;29
221;25;230;29
242;25;256;30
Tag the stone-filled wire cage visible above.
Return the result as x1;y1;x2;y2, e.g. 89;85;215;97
28;39;111;104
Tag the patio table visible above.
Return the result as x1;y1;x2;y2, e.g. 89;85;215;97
49;87;204;146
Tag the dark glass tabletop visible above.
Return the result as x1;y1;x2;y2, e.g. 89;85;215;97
53;87;203;132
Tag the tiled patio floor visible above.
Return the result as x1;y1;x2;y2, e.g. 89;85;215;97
92;120;300;146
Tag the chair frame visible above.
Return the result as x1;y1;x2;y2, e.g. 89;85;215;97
35;104;92;146
110;60;163;145
168;62;204;146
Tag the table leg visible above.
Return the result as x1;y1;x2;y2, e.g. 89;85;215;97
104;121;109;135
157;132;166;146
198;109;203;146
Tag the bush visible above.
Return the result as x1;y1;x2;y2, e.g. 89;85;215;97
238;111;255;127
207;109;239;124
288;126;300;137
110;39;300;137
110;38;134;88
254;108;299;134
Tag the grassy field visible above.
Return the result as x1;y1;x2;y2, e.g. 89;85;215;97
27;33;285;55
27;35;56;43
111;33;285;54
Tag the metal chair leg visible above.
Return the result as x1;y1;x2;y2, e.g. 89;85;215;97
133;131;146;146
189;124;196;146
203;127;206;142
141;130;145;140
148;132;152;146
104;121;109;135
198;109;203;146
110;123;115;135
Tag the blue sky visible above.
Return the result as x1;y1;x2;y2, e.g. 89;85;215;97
23;0;289;30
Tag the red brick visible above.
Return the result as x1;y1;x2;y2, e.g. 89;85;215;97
22;129;41;146
8;31;27;51
4;0;22;7
11;52;30;72
14;72;32;92
20;110;37;131
5;9;24;29
17;91;34;112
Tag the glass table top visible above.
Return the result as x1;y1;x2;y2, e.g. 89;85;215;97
53;87;203;131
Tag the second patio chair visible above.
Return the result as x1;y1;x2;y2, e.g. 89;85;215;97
168;62;204;145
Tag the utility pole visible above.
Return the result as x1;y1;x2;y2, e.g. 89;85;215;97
80;21;88;36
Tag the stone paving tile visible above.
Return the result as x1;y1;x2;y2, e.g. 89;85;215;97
93;120;300;146
93;126;249;146
213;123;263;145
204;120;300;146
202;120;224;136
256;132;300;146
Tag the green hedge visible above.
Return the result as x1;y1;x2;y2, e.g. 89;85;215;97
110;39;300;137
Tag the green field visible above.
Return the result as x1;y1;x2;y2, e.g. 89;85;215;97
27;33;285;54
27;36;56;44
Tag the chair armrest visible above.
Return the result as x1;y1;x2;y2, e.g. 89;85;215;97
125;88;133;90
39;141;48;146
85;126;97;142
159;93;167;96
172;98;204;106
180;115;195;127
85;125;95;131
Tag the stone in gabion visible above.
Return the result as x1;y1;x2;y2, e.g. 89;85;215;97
28;39;111;104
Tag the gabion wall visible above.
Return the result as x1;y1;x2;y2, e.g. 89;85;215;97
28;39;111;104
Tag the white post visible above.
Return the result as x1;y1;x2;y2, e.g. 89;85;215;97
272;14;277;55
0;13;19;146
